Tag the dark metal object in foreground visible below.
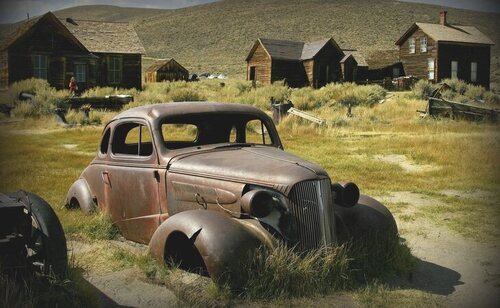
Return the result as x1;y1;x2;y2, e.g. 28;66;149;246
66;102;397;287
0;191;68;277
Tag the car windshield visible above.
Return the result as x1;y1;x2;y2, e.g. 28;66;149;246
160;113;275;150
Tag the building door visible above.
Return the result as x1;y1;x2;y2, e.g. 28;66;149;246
249;66;256;81
49;57;65;89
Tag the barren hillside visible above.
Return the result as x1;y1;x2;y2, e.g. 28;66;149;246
3;0;499;80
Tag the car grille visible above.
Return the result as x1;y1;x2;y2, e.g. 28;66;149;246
288;179;336;251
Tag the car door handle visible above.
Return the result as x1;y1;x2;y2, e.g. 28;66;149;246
101;171;110;185
153;170;160;182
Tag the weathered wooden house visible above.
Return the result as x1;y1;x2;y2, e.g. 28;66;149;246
0;12;145;91
245;38;346;88
340;49;369;82
144;59;189;83
396;11;494;89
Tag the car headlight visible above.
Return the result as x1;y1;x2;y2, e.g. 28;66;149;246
240;190;274;218
241;186;297;242
331;181;360;207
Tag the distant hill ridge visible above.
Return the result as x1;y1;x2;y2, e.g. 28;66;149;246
3;0;499;79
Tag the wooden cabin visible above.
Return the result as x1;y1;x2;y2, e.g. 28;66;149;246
342;49;369;81
396;11;494;89
0;12;145;91
144;59;189;83
245;38;345;88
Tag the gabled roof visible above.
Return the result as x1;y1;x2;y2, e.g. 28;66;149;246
301;38;331;60
396;22;494;46
340;53;355;64
145;58;188;73
61;17;146;54
246;37;343;62
341;49;368;67
1;12;86;51
256;38;304;61
1;11;145;54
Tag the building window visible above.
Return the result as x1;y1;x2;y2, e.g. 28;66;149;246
33;55;48;79
427;58;435;80
471;62;477;82
108;56;122;84
409;37;415;54
451;61;458;79
420;36;427;52
75;64;86;82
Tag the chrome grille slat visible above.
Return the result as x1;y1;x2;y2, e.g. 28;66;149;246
288;179;335;251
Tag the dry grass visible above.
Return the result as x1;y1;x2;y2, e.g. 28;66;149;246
1;80;498;305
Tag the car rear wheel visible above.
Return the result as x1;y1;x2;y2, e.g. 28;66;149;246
9;192;68;277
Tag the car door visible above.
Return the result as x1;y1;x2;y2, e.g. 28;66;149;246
106;120;161;244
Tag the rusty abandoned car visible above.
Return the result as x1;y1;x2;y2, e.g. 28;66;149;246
1;191;68;277
66;102;397;285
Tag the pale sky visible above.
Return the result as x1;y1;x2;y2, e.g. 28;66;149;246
0;0;218;23
0;0;498;24
401;0;500;13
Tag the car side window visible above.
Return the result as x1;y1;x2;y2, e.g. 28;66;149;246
100;128;111;154
245;119;272;145
112;122;153;156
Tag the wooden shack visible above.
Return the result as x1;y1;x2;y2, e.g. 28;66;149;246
0;12;145;91
144;59;189;83
246;38;345;88
396;11;494;89
342;49;369;81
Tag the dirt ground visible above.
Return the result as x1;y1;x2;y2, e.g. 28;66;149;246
380;191;500;307
68;189;499;308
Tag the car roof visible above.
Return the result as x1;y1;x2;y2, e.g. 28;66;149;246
112;102;269;123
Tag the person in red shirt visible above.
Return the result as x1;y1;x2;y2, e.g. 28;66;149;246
69;76;78;96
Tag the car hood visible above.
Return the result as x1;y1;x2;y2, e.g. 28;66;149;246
167;146;329;194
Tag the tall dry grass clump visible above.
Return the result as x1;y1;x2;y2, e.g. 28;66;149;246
0;78;68;118
234;233;415;299
239;244;350;299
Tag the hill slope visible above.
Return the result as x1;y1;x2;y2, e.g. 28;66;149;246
5;0;500;80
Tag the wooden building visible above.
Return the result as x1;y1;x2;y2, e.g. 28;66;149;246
144;59;189;83
396;11;494;89
340;49;369;82
245;38;346;88
0;12;145;91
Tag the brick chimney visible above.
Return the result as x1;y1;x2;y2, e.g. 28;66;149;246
440;11;447;26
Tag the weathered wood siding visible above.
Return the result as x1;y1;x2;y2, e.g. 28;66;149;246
247;43;271;84
437;43;491;89
398;28;438;80
5;18;142;90
145;61;188;83
341;57;357;82
271;59;307;87
122;54;142;89
303;59;314;86
312;43;343;88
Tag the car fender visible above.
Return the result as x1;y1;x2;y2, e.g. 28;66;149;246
66;179;96;214
149;210;267;287
335;194;398;242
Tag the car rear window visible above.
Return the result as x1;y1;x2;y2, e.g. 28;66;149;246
160;114;274;150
